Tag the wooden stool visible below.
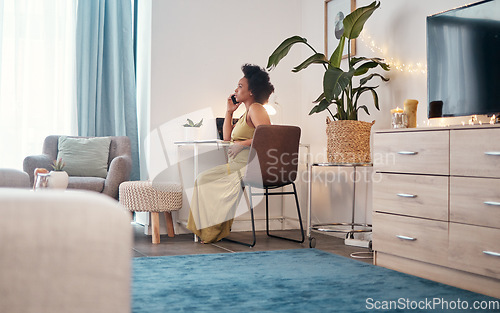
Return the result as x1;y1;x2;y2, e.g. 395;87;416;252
119;181;182;244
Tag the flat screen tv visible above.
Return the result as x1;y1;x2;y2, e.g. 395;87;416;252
427;0;500;118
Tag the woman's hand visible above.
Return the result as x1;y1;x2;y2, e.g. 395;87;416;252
227;143;246;158
226;95;240;114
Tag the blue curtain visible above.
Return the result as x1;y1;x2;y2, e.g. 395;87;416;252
76;0;140;181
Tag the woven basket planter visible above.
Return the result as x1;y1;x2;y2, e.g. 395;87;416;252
326;118;374;164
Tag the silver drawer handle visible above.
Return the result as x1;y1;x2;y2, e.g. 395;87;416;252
397;193;417;198
484;201;500;206
484;151;500;156
398;151;418;155
396;235;417;241
483;251;500;257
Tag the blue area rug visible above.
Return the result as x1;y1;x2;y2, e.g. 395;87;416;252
132;249;498;312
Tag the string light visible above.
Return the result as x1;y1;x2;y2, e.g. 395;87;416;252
490;114;497;124
359;31;427;75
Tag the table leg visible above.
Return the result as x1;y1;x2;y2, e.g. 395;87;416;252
193;144;199;243
151;212;160;244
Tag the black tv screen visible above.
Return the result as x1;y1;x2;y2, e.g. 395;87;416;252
427;0;500;118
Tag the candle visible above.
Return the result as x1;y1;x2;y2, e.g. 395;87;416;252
391;107;408;129
391;107;404;114
404;99;418;128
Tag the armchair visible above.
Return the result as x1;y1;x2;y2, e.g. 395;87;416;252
23;135;132;199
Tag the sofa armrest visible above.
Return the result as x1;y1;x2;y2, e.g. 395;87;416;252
0;189;132;312
102;155;132;199
0;169;30;188
23;154;53;186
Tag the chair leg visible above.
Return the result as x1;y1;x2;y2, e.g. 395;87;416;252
164;211;175;238
223;186;256;247
266;182;305;243
265;187;271;236
151;212;160;244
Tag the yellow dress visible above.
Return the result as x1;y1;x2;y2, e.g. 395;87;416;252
187;109;256;243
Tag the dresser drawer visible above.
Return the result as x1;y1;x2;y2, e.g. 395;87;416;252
373;130;449;175
450;128;500;178
372;213;448;266
373;173;448;220
450;176;500;228
449;223;500;279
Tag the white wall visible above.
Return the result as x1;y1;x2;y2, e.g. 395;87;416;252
147;0;304;233
144;0;474;234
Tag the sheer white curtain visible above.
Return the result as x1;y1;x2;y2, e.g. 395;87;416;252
0;0;77;170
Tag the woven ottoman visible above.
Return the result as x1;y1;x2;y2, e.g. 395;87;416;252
119;181;182;244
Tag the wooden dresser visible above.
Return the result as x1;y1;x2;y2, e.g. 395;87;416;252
372;124;500;298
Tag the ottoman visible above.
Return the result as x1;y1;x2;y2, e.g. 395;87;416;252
119;181;182;244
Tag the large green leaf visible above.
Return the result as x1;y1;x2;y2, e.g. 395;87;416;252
359;73;389;86
292;53;329;72
354;85;379;97
323;68;353;101
357;105;369;115
313;93;325;104
309;99;331;115
369;88;380;111
354;61;381;76
353;86;380;113
309;105;320;115
350;56;365;66
352;57;390;76
351;56;388;68
329;35;346;68
267;36;308;70
343;1;380;40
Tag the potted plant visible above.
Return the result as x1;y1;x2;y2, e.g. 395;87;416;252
183;118;203;141
48;157;69;189
267;1;389;163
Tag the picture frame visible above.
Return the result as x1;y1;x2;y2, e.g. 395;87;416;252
324;0;356;59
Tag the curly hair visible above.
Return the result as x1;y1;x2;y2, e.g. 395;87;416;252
241;64;275;104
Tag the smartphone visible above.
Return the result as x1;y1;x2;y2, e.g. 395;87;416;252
231;95;239;105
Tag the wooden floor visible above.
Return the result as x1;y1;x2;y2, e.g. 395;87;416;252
132;223;373;264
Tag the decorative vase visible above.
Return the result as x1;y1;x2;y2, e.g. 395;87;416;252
48;171;69;189
184;127;200;141
403;99;418;128
326;117;375;164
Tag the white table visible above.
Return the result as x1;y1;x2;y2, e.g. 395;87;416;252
174;140;230;242
174;140;230;182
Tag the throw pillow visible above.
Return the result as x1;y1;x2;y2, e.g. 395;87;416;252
57;136;112;178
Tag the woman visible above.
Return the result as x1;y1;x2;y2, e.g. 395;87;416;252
187;64;274;243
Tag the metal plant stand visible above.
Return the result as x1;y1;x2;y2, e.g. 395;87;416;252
306;162;372;256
